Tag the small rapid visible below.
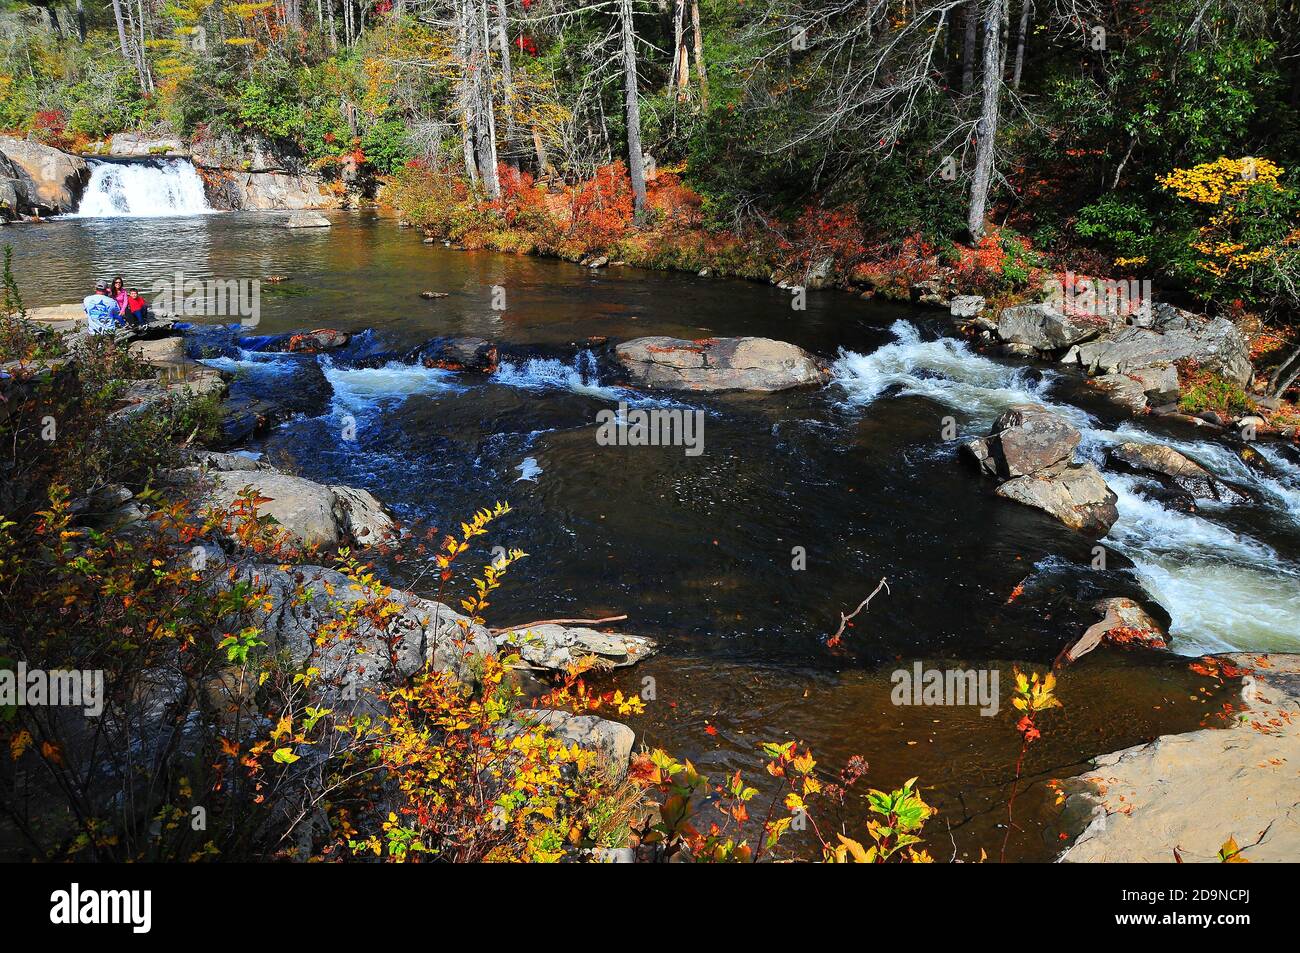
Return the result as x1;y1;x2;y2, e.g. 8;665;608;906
831;320;1300;655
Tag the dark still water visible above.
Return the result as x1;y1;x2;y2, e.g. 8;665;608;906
9;209;1299;860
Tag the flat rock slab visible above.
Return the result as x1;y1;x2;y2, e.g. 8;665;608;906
1060;653;1300;863
615;336;826;392
496;624;658;670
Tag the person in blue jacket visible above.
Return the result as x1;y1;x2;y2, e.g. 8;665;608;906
83;279;125;335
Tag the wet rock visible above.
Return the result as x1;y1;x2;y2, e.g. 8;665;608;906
615;335;826;392
286;210;331;228
410;336;499;373
230;562;494;699
995;461;1119;534
962;404;1082;480
1070;316;1252;385
1064;597;1168;662
521;710;636;779
419;291;449;299
996;302;1110;353
496;624;658;671
1111;442;1255;505
0;135;89;214
260;328;350;353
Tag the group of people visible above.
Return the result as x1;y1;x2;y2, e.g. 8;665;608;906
83;276;151;336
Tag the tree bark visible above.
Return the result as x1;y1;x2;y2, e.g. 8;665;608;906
474;0;500;198
1011;0;1030;89
961;0;978;94
621;0;648;218
967;0;1004;241
671;0;688;98
690;0;708;109
110;0;132;68
74;0;86;42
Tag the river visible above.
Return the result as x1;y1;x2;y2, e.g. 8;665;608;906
8;205;1300;861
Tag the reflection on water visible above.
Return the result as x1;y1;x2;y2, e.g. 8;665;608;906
8;210;1291;859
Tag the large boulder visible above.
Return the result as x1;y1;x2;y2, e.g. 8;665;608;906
0;135;90;214
995;461;1119;534
615;336;825;392
1069;315;1252;385
409;337;499;373
230;561;494;696
197;468;395;549
286;211;331;228
963;404;1082;480
496;624;658;671
996;303;1112;353
1088;373;1149;413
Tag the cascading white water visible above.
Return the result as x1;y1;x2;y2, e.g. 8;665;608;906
832;320;1300;654
74;159;212;218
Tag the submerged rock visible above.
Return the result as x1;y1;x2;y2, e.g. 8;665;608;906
285;210;331;228
615;336;825;392
496;624;658;671
410;336;499;373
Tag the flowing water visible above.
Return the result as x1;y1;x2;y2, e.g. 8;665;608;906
9;208;1297;860
73;158;212;218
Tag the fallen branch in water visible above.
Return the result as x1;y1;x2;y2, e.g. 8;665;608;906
490;614;629;634
827;578;890;648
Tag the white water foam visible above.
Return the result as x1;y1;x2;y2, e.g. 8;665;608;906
832;320;1300;654
74;159;212;218
320;358;461;413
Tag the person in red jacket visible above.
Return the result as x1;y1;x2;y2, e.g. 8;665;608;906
122;287;150;326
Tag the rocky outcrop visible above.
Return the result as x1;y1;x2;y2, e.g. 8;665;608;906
102;133;188;158
191;133;344;211
997;302;1113;353
963;405;1118;533
496;624;658;671
615;336;826;392
1059;653;1300;863
1063;597;1168;662
0;135;90;217
1066;309;1252;386
230;560;495;697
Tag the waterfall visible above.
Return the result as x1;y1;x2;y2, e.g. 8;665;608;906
73;159;212;218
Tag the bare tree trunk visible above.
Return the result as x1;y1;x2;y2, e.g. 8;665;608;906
327;0;337;50
967;0;1004;241
455;0;480;184
1269;343;1300;399
621;0;647;218
690;0;708;109
671;0;688;98
1011;0;1030;89
531;125;549;176
493;0;518;167
110;0;132;68
961;0;978;94
473;0;500;197
75;0;86;42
